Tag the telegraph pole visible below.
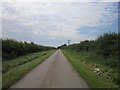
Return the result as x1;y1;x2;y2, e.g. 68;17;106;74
68;40;70;46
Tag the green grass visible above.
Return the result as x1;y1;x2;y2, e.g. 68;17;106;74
73;51;118;85
62;50;118;88
3;51;49;73
2;50;56;89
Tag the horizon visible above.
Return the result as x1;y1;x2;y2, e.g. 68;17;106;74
2;1;119;47
1;31;118;48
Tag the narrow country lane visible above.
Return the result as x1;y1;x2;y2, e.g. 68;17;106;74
10;50;89;88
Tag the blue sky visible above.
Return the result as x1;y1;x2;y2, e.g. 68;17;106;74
2;1;119;47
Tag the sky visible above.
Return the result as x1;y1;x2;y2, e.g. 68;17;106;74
1;0;119;47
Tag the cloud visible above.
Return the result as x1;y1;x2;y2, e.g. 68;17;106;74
2;0;120;2
2;2;118;47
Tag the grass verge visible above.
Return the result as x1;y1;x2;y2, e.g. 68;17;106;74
3;51;49;73
2;50;55;89
62;50;118;88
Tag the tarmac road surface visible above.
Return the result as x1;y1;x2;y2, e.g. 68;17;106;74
11;50;89;88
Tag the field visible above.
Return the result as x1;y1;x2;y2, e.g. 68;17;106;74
2;50;55;89
62;50;118;88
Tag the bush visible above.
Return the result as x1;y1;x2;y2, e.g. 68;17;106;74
59;32;119;85
2;39;55;60
61;32;119;59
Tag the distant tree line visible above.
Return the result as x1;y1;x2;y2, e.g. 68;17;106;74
2;39;56;60
57;44;67;49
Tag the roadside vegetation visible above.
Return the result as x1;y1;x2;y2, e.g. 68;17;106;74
60;32;119;88
2;39;55;60
3;51;49;73
62;50;118;88
2;50;55;89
